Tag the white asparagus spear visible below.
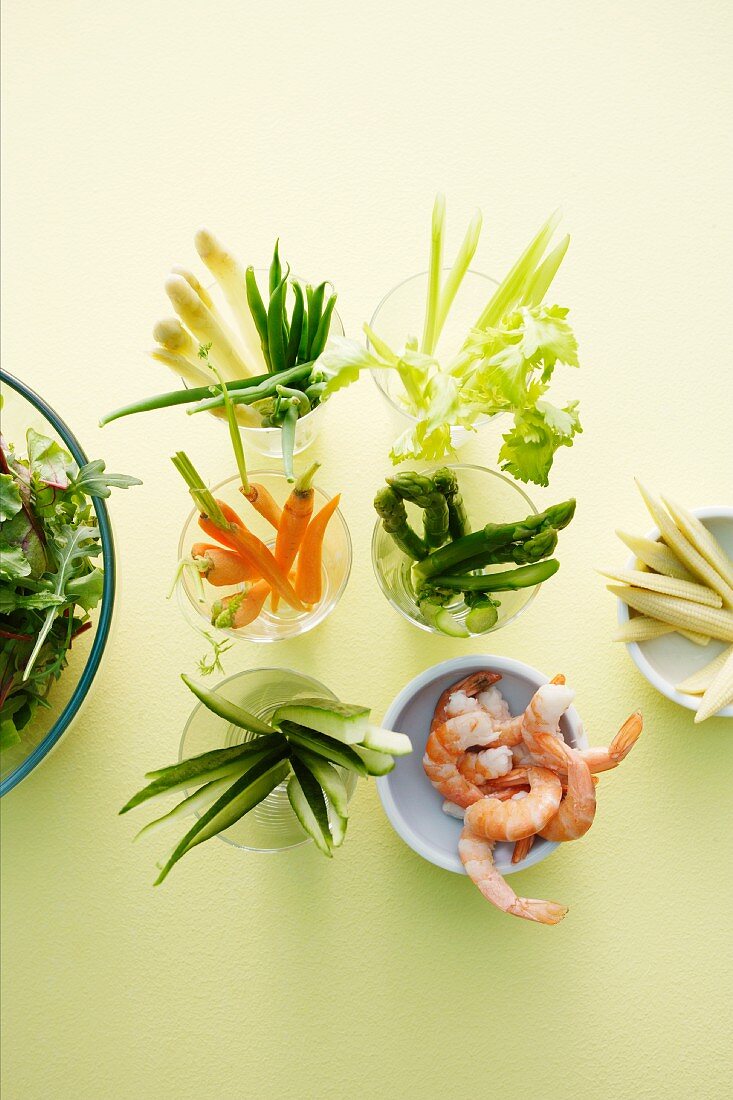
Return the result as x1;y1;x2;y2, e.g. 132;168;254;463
153;317;202;369
149;348;256;426
194;227;267;372
170;266;215;310
165;274;251;380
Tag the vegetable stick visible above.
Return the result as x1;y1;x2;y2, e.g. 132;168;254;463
295;494;341;605
615;529;694;581
240;482;282;530
165;274;251;380
613;617;676;643
434;208;482;345
522;234;570;309
678;630;711;646
676;645;733;695
153;317;204;369
272;462;319;612
598;568;722;608
213;581;271;629
194;227;268;372
170;266;215;310
608;585;733;642
190;543;260;586
661;497;733;597
635;481;733;607
694;648;733;723
149;348;255;427
421;193;445;356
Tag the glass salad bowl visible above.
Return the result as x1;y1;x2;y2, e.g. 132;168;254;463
371;464;541;637
368;268;500;446
0;371;116;797
179;667;357;853
176;470;351;643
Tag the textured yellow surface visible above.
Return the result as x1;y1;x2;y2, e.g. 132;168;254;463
2;2;732;1097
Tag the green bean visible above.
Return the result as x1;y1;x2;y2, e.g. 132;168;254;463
275;384;310;416
245;267;271;371
186;365;311;415
100;368;291;426
267;270;290;372
280;402;299;482
306;282;326;358
304;381;327;405
269;239;282;297
309;293;337;359
285;281;305;369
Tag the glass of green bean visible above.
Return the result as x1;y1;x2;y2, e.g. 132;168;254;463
371;464;542;637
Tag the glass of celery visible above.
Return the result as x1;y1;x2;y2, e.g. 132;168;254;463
179;668;358;853
371;463;542;637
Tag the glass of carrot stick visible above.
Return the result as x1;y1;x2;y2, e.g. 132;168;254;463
173;458;351;643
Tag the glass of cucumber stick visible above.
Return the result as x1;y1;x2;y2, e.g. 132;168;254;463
179;668;358;853
372;464;547;637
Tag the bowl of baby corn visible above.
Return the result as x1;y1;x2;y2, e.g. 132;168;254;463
606;483;733;722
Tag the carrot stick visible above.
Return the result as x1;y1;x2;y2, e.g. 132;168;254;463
295;494;341;605
240;482;282;529
190;543;260;586
271;462;319;613
214;499;305;611
212;581;271;629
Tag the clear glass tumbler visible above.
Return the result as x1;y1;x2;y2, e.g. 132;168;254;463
371;463;542;636
368;268;499;446
177;470;351;644
179;668;358;853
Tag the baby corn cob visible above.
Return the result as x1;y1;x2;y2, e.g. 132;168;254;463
661;497;733;597
676;645;733;695
678;629;711;647
599;568;722;608
694;648;733;723
615;530;694;581
635;482;733;607
613;617;676;643
608;586;733;643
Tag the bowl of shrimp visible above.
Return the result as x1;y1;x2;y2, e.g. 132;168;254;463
377;655;643;925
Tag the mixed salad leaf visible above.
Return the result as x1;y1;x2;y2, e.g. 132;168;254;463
315;200;582;486
0;426;140;749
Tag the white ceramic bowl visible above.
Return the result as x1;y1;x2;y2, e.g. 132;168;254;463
376;655;587;876
616;506;733;718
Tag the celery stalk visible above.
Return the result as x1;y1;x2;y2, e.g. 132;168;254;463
420;193;446;355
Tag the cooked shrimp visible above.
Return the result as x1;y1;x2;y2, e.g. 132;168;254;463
577;712;643;774
423;671;504;808
464;767;563;841
538;741;596;842
459;827;568;925
475;685;512;723
457;744;513;785
432;671;502;726
520;683;576;766
512;835;535;864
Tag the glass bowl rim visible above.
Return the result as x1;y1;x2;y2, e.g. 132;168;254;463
0;369;116;797
370;462;541;635
178;665;343;853
176;468;353;643
368;267;499;420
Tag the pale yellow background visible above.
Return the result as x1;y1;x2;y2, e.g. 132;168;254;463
2;1;732;1097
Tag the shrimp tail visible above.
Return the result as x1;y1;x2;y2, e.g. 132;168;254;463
513;898;569;925
610;711;643;761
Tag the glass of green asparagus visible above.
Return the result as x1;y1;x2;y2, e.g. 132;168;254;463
371;464;574;638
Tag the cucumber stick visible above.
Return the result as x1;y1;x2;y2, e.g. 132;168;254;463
121;745;278;813
359;726;412;757
352;745;395;776
328;809;348;848
154;750;288;883
143;734;283;782
280;721;368;776
134;774;236;840
181;674;277;736
287;757;333;857
291;746;349;817
272;697;370;744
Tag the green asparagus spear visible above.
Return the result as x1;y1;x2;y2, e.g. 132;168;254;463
418;597;469;638
413;500;575;581
445;527;558;573
432;467;469;539
387;472;450;549
374;487;428;560
429;558;560;592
